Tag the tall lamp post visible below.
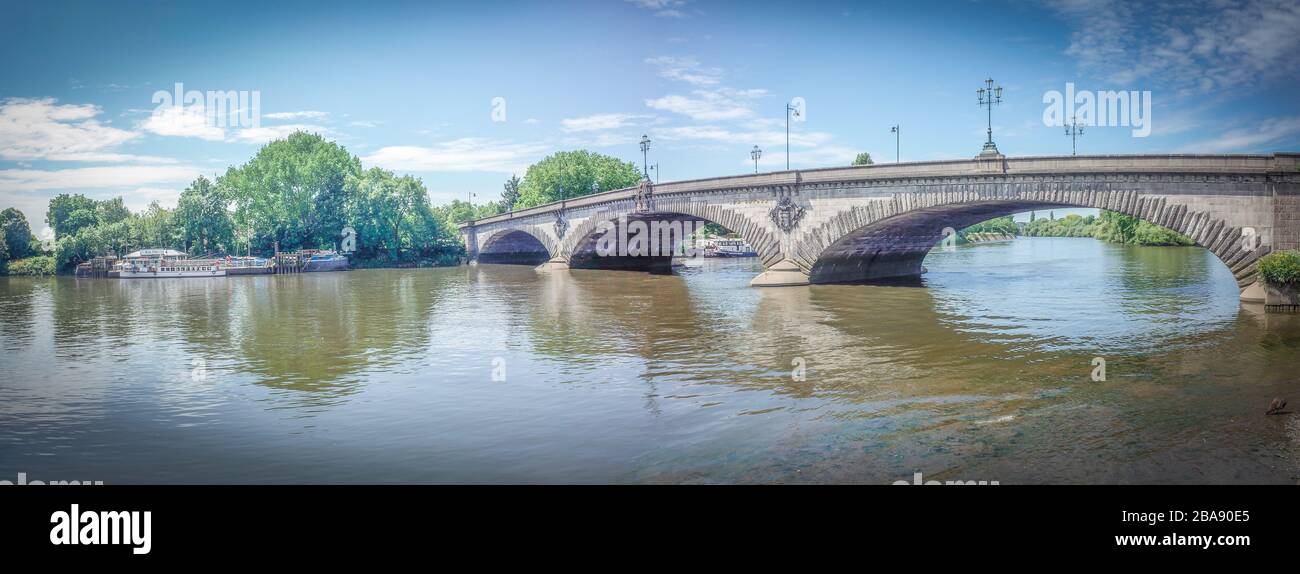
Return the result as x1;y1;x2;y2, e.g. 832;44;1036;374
639;134;651;179
976;77;1003;155
751;145;762;173
890;125;900;163
785;101;801;170
1065;115;1084;156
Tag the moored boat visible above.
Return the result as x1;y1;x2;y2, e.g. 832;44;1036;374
301;250;349;272
116;249;226;278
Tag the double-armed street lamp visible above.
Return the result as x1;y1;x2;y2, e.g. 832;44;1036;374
976;78;1003;155
1065;115;1084;156
639;134;651;179
751;145;762;173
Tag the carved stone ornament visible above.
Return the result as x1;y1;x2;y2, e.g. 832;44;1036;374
554;209;568;238
769;196;805;233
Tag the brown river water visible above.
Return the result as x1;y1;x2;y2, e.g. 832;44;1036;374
2;237;1299;484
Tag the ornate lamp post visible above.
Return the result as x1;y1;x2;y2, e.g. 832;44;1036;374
1065;115;1084;156
976;78;1003;156
751;145;762;173
639;134;651;178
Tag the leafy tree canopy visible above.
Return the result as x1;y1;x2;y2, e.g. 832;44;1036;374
514;150;642;210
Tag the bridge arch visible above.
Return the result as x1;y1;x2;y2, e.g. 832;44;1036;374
795;188;1266;289
476;225;555;265
558;199;780;269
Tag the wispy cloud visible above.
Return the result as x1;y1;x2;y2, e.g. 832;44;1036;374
560;113;651;132
0;164;202;192
626;0;689;18
645;56;721;86
229;124;332;144
142;103;330;144
362;138;548;174
141;103;226;141
1179;115;1300;152
264;110;329;120
1049;0;1300;94
646;88;767;121
0;98;162;162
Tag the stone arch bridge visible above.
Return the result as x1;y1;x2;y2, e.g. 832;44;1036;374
460;153;1300;301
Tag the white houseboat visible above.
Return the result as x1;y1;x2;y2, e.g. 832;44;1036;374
117;249;226;278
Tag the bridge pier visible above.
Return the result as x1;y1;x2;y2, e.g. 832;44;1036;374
750;259;810;287
535;256;569;271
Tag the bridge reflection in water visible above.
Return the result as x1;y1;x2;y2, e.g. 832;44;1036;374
2;239;1299;483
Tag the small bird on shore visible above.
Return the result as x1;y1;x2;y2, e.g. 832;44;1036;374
1266;398;1287;415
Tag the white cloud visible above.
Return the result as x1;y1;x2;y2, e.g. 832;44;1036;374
228;124;331;144
362;138;549;174
141;103;226;141
264;111;328;120
142;103;328;144
1179;116;1300;152
0;97;149;162
654;124;835;148
626;0;688;18
560;113;651;132
645;88;766;121
645;56;720;86
0;165;202;192
1049;0;1300;94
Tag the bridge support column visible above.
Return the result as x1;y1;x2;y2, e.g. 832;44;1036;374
535;256;569;271
750;259;810;287
1240;281;1266;303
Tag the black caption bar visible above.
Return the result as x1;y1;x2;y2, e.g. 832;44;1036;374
0;486;1288;564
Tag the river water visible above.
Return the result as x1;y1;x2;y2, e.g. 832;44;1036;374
2;237;1299;484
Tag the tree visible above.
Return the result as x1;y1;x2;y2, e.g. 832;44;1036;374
346;168;446;259
46;193;98;239
95;197;132;226
514;150;642;210
222;131;361;254
0;208;33;260
175;176;234;254
501;174;521;211
852;153;874;166
131;201;180;251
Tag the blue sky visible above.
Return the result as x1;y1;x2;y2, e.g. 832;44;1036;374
2;0;1299;236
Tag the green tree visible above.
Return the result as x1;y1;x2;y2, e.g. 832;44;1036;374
95;197;132;226
514;150;642;210
46;193;98;239
130;201;180;251
0;207;33;260
501;174;521;211
852;153;874;166
175;175;234;254
222;131;361;254
346;168;446;259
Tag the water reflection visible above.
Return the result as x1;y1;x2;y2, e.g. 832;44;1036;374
2;237;1298;484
